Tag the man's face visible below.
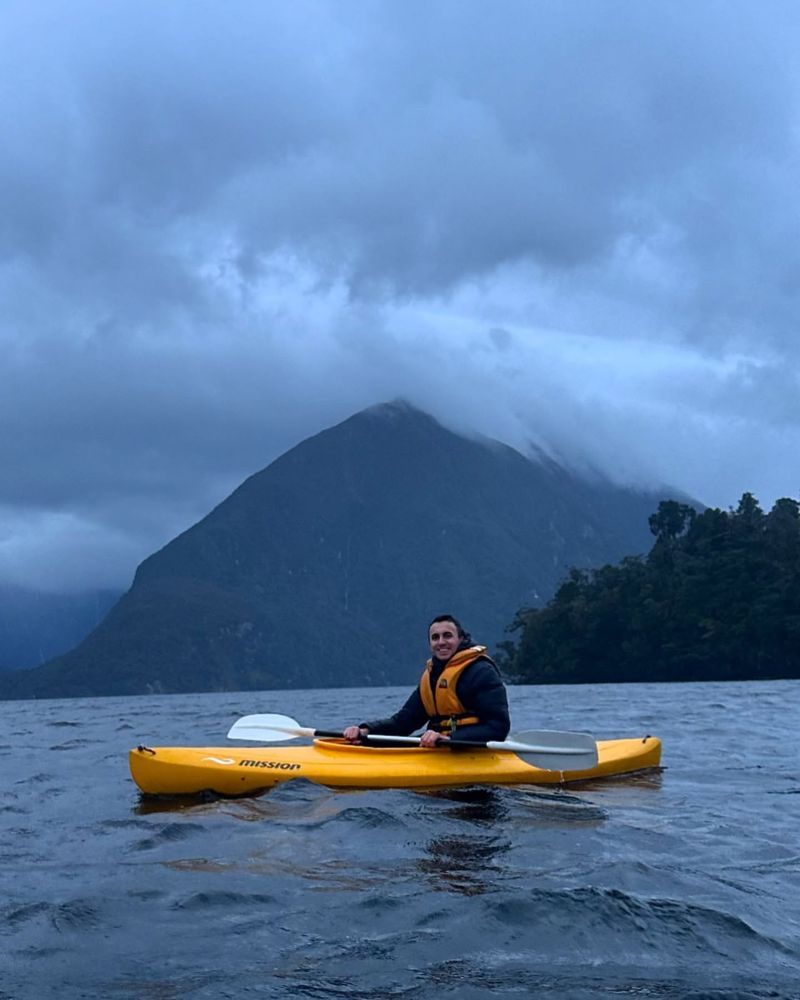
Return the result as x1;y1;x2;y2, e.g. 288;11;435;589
428;621;461;662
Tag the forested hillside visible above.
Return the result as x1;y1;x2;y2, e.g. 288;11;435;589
502;493;800;683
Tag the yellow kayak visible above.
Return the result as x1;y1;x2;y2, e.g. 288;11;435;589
129;736;662;796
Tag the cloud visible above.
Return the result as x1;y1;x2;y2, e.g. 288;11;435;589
2;1;800;590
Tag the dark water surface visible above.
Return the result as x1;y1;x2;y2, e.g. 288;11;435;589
2;680;799;999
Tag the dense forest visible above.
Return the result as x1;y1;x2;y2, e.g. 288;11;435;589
501;493;800;683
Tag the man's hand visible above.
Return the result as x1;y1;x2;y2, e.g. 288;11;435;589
343;725;368;743
419;730;450;748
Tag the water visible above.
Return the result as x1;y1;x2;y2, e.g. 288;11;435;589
1;680;799;999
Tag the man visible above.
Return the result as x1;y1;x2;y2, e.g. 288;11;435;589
343;614;510;747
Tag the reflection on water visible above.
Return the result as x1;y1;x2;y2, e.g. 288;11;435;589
565;768;666;794
422;785;510;823
415;786;615;896
418;833;512;896
415;788;513;895
134;792;221;816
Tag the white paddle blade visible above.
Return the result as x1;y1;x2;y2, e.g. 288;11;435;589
510;729;597;753
501;729;598;771
227;713;313;742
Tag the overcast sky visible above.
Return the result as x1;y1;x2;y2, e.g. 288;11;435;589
3;1;800;593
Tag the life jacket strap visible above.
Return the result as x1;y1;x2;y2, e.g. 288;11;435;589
430;713;480;733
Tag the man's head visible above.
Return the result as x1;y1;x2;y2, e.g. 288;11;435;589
427;614;471;662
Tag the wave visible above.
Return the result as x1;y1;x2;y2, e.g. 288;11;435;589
485;886;799;969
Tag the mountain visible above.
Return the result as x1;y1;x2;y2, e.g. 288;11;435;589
0;585;121;671
0;402;689;699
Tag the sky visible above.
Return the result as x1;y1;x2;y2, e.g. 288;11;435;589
3;0;800;593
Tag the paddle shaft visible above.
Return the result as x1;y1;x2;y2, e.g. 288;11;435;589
265;724;593;756
314;727;496;748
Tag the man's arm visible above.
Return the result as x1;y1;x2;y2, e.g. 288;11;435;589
361;687;430;736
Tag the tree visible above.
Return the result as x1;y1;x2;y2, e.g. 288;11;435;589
648;500;696;543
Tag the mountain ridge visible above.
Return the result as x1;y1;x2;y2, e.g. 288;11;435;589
0;402;689;699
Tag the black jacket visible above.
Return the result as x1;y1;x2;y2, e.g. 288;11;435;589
363;653;510;743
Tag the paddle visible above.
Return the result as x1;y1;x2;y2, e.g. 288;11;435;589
226;713;598;771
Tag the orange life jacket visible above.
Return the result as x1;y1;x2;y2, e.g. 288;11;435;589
419;645;494;734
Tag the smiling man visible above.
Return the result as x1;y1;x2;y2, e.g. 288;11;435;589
343;614;510;746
